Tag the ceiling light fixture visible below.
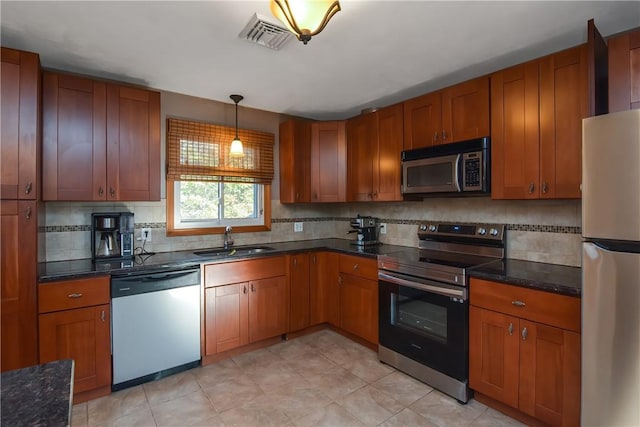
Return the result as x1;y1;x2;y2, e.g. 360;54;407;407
270;0;341;45
229;94;244;158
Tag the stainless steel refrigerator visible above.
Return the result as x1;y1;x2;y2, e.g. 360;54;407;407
582;109;640;426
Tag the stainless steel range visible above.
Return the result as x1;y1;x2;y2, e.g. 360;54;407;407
378;221;505;403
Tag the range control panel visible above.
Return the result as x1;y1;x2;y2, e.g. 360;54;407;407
418;222;505;241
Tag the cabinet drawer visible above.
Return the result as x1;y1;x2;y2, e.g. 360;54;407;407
39;276;110;313
204;256;286;287
338;254;378;280
470;278;580;332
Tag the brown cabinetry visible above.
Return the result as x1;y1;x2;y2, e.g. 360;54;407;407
403;76;490;149
311;121;346;202
469;277;580;427
203;257;289;359
38;276;111;403
338;254;378;344
279;119;311;203
289;253;310;332
43;71;160;201
346;104;403;202
492;45;587;199
608;27;640;112
309;251;340;327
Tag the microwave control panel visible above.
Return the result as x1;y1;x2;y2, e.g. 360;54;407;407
462;152;482;191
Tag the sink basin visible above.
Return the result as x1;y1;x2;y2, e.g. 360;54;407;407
193;246;275;257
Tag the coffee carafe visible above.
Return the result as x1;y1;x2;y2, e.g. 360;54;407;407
92;212;135;261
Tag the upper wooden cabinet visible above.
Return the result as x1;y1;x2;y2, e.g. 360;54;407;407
1;47;40;201
346;104;403;202
492;45;588;199
403;76;490;150
608;27;640;112
279;118;311;203
43;71;160;201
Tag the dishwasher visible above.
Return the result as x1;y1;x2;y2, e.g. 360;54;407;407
111;267;201;391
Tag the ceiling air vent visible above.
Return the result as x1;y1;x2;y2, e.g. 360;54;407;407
239;13;293;50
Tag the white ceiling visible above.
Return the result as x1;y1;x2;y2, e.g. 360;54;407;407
1;1;639;120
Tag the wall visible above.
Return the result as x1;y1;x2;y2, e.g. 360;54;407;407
43;92;582;266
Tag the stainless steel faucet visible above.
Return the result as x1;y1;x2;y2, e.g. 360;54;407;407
223;225;234;249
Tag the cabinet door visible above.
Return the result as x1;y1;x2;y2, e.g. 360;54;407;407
1;200;38;371
39;304;111;394
518;321;581;427
346;113;377;201
249;276;289;343
539;45;588;199
609;28;640;112
310;252;340;326
1;48;39;200
279;119;311;203
106;84;160;201
375;104;403;201
204;283;249;355
339;273;378;344
403;91;442;149
469;306;520;409
289;253;310;332
491;61;541;199
442;76;490;143
42;72;107;201
311;121;346;202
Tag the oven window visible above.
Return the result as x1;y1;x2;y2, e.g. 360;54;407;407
392;293;447;343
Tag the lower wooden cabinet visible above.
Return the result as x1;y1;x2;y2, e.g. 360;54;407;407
309;252;340;327
338;254;378;345
469;277;581;427
289;253;310;332
38;276;111;402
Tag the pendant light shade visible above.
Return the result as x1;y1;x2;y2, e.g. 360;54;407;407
229;94;244;158
270;0;341;45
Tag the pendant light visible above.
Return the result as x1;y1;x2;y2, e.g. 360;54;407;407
229;94;244;157
270;0;341;45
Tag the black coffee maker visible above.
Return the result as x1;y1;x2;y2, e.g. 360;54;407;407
348;215;381;246
91;212;134;261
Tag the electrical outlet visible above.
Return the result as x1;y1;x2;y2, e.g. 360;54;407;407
141;228;152;242
380;223;387;234
294;222;303;232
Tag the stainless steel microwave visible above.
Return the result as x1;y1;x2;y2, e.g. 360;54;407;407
401;137;490;196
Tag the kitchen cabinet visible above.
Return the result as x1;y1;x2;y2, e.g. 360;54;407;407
403;76;490;149
203;257;289;358
43;71;160;201
38;276;111;403
311;121;346;202
608;27;640;112
279;118;311;203
1;47;40;201
469;277;581;427
289;253;310;332
1;200;38;372
309;251;340;327
346;103;403;202
492;44;588;199
338;254;378;345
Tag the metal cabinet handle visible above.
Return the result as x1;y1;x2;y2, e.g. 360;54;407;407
442;130;447;141
542;181;548;194
312;255;316;264
338;275;343;285
243;285;247;294
528;183;535;194
68;293;83;299
511;300;526;307
101;310;106;322
522;327;528;341
25;182;32;194
25;206;32;220
98;187;104;196
293;257;297;266
508;323;514;336
109;187;116;197
353;264;359;271
251;283;255;292
433;132;438;142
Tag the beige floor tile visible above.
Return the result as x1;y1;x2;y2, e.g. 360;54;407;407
268;338;317;360
300;366;367;400
315;342;374;367
201;374;264;413
292;402;365;427
469;407;527;427
342;356;395;384
248;384;333;420
150;390;217;427
298;330;355;349
243;358;308;388
218;404;290;427
287;351;339;377
379;407;440;427
87;385;149;426
232;347;282;368
371;371;434;406
338;385;404;425
409;390;487;427
71;402;88;427
192;358;244;389
142;370;201;405
94;405;156;427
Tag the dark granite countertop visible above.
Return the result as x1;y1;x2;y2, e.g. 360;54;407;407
468;258;582;296
38;238;409;282
1;359;74;427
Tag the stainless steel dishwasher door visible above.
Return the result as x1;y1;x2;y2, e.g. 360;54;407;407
111;268;201;390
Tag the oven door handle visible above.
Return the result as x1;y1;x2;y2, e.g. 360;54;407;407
378;272;465;299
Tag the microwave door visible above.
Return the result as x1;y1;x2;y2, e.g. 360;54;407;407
403;154;461;193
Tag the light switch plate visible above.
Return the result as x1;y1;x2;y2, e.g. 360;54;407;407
294;222;303;232
380;223;387;234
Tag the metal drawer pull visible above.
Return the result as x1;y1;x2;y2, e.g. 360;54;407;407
508;323;514;335
528;183;535;194
251;283;255;292
25;182;32;194
353;264;359;271
542;181;548;194
101;310;106;322
243;285;247;294
110;187;116;197
68;293;83;299
98;187;104;196
511;300;526;307
25;206;32;219
522;327;528;341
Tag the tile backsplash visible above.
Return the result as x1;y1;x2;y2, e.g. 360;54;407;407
43;197;582;267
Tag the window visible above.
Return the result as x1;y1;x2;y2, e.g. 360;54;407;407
166;119;274;236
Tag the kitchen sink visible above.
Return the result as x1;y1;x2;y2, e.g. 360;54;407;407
193;246;275;257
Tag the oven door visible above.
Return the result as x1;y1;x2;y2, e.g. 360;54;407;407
378;271;468;382
402;154;461;194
